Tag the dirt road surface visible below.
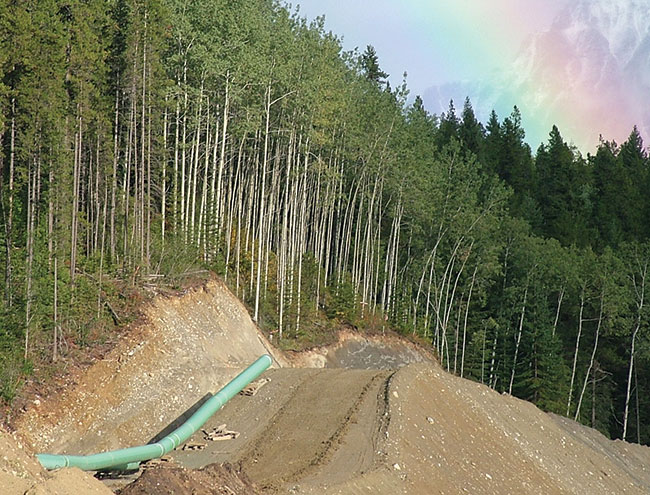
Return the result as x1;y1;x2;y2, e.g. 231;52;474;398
8;278;650;494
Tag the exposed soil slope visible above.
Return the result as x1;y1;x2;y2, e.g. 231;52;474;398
328;363;650;495
16;278;283;455
143;362;650;495
9;277;650;495
0;426;112;495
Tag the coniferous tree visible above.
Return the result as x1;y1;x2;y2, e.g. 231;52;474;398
617;128;647;241
483;110;501;177
459;97;483;158
592;139;621;247
360;45;388;87
535;125;588;245
436;99;459;149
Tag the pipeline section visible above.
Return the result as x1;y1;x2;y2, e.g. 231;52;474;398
37;354;273;471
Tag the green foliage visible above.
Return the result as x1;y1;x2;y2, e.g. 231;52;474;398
326;274;357;323
591;128;649;247
459;97;484;158
535;126;590;245
1;0;649;447
360;45;388;86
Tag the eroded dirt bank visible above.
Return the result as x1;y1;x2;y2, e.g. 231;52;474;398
8;277;650;494
15;278;283;456
0;426;112;494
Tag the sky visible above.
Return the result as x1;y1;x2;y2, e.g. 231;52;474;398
291;0;649;153
293;0;567;95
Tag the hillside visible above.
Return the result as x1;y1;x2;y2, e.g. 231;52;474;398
2;0;650;450
4;279;650;494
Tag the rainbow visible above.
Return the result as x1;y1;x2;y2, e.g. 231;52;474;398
414;0;649;152
297;0;648;153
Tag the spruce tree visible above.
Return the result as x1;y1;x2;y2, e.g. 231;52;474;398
360;45;388;87
617;127;647;241
459;97;483;157
437;99;459;149
592;139;621;247
535;125;587;245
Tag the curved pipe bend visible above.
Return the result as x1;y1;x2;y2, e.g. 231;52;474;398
37;354;273;471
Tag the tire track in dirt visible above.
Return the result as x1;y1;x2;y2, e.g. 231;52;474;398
235;369;388;492
293;369;395;493
15;279;650;495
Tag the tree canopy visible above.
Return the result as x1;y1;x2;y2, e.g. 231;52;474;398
0;0;649;446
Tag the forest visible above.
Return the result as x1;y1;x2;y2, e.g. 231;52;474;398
0;0;649;445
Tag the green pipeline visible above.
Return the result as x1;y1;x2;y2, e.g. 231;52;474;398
37;354;273;471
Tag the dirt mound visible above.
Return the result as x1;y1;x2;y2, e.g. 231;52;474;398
0;426;111;495
163;362;650;495
320;363;650;495
13;277;650;494
16;279;283;455
117;463;260;495
160;361;650;494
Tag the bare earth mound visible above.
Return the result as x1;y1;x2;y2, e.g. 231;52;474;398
117;463;260;495
11;278;650;494
0;426;111;495
162;362;650;494
15;278;283;455
326;363;650;494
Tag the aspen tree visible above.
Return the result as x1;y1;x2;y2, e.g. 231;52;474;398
5;98;15;305
24;159;36;358
623;246;648;440
197;96;210;255
214;75;229;244
509;283;529;395
70;109;82;285
295;140;309;334
567;287;587;416
575;291;604;421
187;84;203;243
162;95;168;242
460;264;478;377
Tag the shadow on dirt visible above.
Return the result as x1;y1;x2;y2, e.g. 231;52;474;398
147;393;212;444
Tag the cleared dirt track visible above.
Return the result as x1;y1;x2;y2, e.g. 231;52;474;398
9;279;650;494
163;362;650;495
